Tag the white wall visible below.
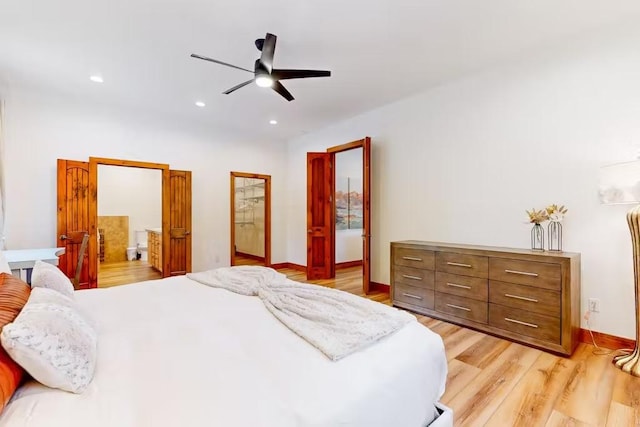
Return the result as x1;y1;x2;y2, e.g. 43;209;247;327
98;165;162;247
286;24;640;339
335;147;363;263
2;86;289;271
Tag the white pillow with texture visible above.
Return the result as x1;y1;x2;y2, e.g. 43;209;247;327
0;292;97;394
27;287;97;329
30;260;74;298
0;251;11;274
28;286;74;307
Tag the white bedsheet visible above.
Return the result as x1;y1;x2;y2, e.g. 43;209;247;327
0;276;447;427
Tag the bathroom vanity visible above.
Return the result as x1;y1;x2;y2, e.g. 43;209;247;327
146;228;162;272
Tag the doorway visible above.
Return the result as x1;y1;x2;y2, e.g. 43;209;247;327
56;157;192;288
96;165;163;287
306;137;371;293
335;148;364;270
230;172;271;267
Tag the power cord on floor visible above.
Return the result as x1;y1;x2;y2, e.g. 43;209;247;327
584;310;633;357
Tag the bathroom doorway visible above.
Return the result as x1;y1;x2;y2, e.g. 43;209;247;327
96;165;163;287
230;172;271;267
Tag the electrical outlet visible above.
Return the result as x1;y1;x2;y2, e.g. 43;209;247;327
588;298;600;313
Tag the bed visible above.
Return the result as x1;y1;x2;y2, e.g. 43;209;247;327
0;273;450;427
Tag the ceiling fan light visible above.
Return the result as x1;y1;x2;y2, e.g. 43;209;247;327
255;76;273;88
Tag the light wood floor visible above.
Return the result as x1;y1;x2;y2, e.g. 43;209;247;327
98;260;162;288
233;255;266;266
279;266;640;427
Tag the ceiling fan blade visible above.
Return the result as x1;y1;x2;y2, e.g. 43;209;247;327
223;79;254;94
271;69;331;80
260;33;277;73
272;81;294;102
190;54;254;73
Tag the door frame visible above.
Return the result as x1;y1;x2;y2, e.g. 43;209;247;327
88;157;170;287
326;137;371;293
230;171;272;267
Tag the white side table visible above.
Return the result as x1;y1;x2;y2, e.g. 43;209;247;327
4;248;66;283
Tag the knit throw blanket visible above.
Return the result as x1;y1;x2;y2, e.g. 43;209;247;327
187;266;415;361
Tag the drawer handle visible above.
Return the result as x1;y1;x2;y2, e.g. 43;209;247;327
402;293;423;300
505;269;539;277
505;293;538;303
446;303;471;312
447;282;471;290
504;317;538;328
447;262;472;268
402;256;423;261
402;274;423;281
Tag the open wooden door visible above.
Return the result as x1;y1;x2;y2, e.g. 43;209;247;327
306;153;335;280
326;137;372;294
57;159;93;288
362;137;371;293
165;170;192;276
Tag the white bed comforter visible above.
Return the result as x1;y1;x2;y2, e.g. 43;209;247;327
188;266;415;360
0;276;447;427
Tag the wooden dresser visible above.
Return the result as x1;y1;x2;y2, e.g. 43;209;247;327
391;241;580;356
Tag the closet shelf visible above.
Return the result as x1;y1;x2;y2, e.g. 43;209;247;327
235;182;265;191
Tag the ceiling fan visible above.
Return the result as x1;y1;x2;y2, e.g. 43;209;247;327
191;33;331;102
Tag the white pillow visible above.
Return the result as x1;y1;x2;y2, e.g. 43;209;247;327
27;286;74;307
0;251;11;275
1;290;97;394
27;287;97;329
30;260;74;298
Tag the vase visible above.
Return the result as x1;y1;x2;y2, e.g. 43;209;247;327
548;221;562;252
531;223;544;251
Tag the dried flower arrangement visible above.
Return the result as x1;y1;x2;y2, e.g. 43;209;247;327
526;208;549;225
546;204;568;222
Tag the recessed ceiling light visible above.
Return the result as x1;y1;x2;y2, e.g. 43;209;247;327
269;120;278;125
89;75;104;83
195;101;206;108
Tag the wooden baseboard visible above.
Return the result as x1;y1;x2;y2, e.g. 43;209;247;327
336;260;363;269
270;262;306;272
370;281;390;294
235;252;265;262
579;328;636;350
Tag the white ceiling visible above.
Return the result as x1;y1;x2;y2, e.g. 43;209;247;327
1;0;640;142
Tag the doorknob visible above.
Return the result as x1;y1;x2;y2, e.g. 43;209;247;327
60;235;68;240
185;231;191;235
308;229;313;233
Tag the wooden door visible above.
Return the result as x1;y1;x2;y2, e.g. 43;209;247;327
165;170;192;276
327;137;372;294
57;159;93;288
362;137;371;293
306;153;334;280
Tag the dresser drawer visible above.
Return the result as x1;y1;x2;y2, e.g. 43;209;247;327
394;283;435;309
489;258;561;290
489;281;560;317
394;267;435;289
435;292;488;324
436;252;488;278
489;304;560;344
436;272;488;301
394;248;435;270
